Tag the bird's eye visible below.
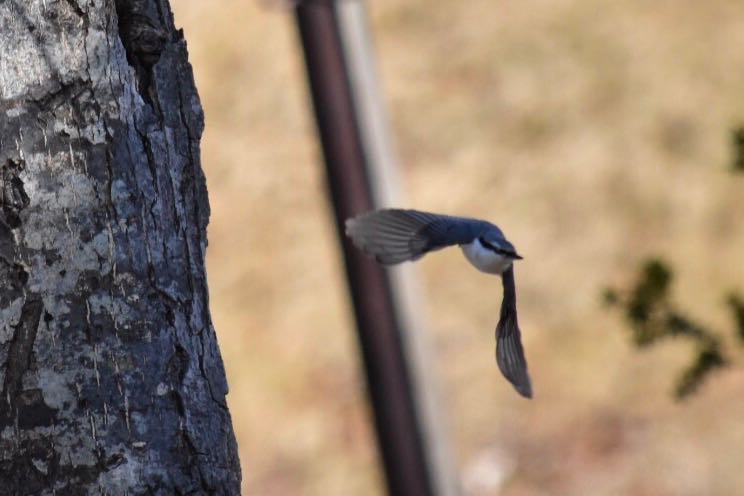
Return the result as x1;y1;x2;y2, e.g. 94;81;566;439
479;237;519;258
478;237;500;252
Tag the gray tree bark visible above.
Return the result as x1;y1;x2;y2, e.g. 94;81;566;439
0;0;241;493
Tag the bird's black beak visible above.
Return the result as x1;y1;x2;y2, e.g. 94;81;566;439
512;253;523;260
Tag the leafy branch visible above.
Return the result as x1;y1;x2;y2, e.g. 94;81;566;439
604;259;744;399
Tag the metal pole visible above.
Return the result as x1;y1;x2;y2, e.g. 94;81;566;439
295;2;435;495
334;3;460;495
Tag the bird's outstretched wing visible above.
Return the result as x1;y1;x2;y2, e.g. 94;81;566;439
496;266;533;398
345;209;481;264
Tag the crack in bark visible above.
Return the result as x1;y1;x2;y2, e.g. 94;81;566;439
0;158;30;229
27;79;89;113
113;0;168;111
61;0;87;22
1;297;44;421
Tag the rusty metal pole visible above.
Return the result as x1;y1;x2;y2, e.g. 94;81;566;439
295;2;435;495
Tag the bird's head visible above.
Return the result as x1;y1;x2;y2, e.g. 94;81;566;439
479;232;523;261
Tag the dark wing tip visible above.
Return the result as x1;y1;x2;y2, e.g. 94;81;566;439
496;309;533;399
513;376;533;399
496;344;533;399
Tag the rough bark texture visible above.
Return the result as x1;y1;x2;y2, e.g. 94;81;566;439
0;0;241;493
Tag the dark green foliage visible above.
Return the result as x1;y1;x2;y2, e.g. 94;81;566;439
624;259;673;346
626;261;669;324
675;341;726;398
732;126;744;172
602;288;619;306
727;293;744;342
605;257;741;400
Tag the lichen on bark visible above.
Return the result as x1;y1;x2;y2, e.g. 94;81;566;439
0;0;240;493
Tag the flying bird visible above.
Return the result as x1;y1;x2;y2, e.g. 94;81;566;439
345;208;532;398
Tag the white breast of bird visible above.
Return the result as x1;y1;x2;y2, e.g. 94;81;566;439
460;239;513;275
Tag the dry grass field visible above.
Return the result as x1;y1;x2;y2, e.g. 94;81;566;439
171;1;744;494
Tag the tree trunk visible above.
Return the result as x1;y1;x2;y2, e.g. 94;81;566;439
0;0;241;493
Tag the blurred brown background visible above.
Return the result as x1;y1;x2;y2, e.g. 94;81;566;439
171;1;744;494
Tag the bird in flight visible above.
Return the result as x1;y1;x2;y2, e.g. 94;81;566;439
345;208;532;398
